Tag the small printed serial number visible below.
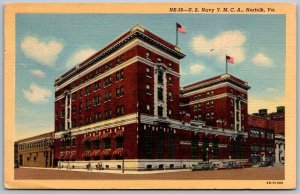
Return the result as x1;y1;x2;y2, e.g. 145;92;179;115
266;181;283;184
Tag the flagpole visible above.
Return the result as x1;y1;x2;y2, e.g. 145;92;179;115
176;24;178;46
225;55;228;74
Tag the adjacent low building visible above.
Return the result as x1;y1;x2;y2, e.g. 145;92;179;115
248;106;285;165
17;132;54;168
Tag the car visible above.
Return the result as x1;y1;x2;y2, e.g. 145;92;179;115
259;161;274;167
191;162;214;171
239;161;253;168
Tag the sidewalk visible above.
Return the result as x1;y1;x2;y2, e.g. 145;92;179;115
20;166;191;174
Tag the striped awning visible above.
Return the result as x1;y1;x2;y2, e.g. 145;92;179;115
112;148;127;156
115;130;124;137
69;152;76;160
100;132;112;139
58;153;65;160
90;134;100;142
100;149;111;156
62;153;70;160
82;136;91;143
82;150;91;157
91;150;101;157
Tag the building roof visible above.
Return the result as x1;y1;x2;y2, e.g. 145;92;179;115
54;24;185;87
181;73;250;94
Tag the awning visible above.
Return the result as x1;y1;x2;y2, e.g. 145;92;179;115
115;130;124;137
58;153;65;160
82;150;91;157
82;136;91;143
100;149;111;156
112;148;127;157
90;134;100;142
62;153;70;160
91;150;101;157
69;152;76;160
100;132;112;139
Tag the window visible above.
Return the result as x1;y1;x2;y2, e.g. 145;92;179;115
230;111;233;117
146;52;151;60
72;93;76;100
211;112;214;119
168;76;173;85
158;88;163;101
115;137;123;148
72;120;76;128
191;134;198;159
146;85;151;94
194;105;198;111
104;138;111;149
158;106;163;117
168;110;172;118
206;113;210;119
120;70;124;80
158;70;164;84
72;106;76;114
146;105;150;114
206;102;210;108
197;104;201;111
146;68;151;77
61;110;65;118
116;72;120;82
168;92;173;100
94;113;101;122
145;128;152;158
120;87;124;96
211;101;214;107
116;88;120;97
157;57;162;62
94;82;100;90
169;62;173;69
194;115;198;120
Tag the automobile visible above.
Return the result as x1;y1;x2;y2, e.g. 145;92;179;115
239;161;253;168
259;161;274;167
191;162;214;171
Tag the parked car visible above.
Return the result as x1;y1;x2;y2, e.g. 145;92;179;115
239;161;253;168
191;162;214;171
259;161;274;167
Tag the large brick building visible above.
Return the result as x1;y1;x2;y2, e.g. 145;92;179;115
53;25;251;170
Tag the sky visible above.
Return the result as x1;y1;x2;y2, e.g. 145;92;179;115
15;14;285;140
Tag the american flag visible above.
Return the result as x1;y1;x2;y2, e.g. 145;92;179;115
226;55;234;64
176;23;186;33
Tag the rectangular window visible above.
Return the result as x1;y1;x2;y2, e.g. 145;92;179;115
168;92;173;100
146;52;151;60
146;85;150;94
146;105;150;114
158;88;163;101
168;76;173;85
158;106;163;117
146;68;151;77
168;110;172;118
72;93;76;100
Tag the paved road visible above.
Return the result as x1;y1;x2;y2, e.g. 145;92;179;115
15;166;284;180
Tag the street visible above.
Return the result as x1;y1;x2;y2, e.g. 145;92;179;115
14;166;284;180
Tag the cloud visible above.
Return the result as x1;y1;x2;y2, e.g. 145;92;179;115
23;83;52;104
21;36;64;66
66;48;97;68
265;87;278;93
189;64;205;74
192;30;246;64
30;69;46;78
252;53;273;67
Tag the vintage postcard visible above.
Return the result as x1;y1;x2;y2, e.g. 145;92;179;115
4;3;296;189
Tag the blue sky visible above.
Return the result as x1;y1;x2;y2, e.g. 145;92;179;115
15;14;285;140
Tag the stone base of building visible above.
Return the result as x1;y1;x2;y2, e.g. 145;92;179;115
59;159;248;171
